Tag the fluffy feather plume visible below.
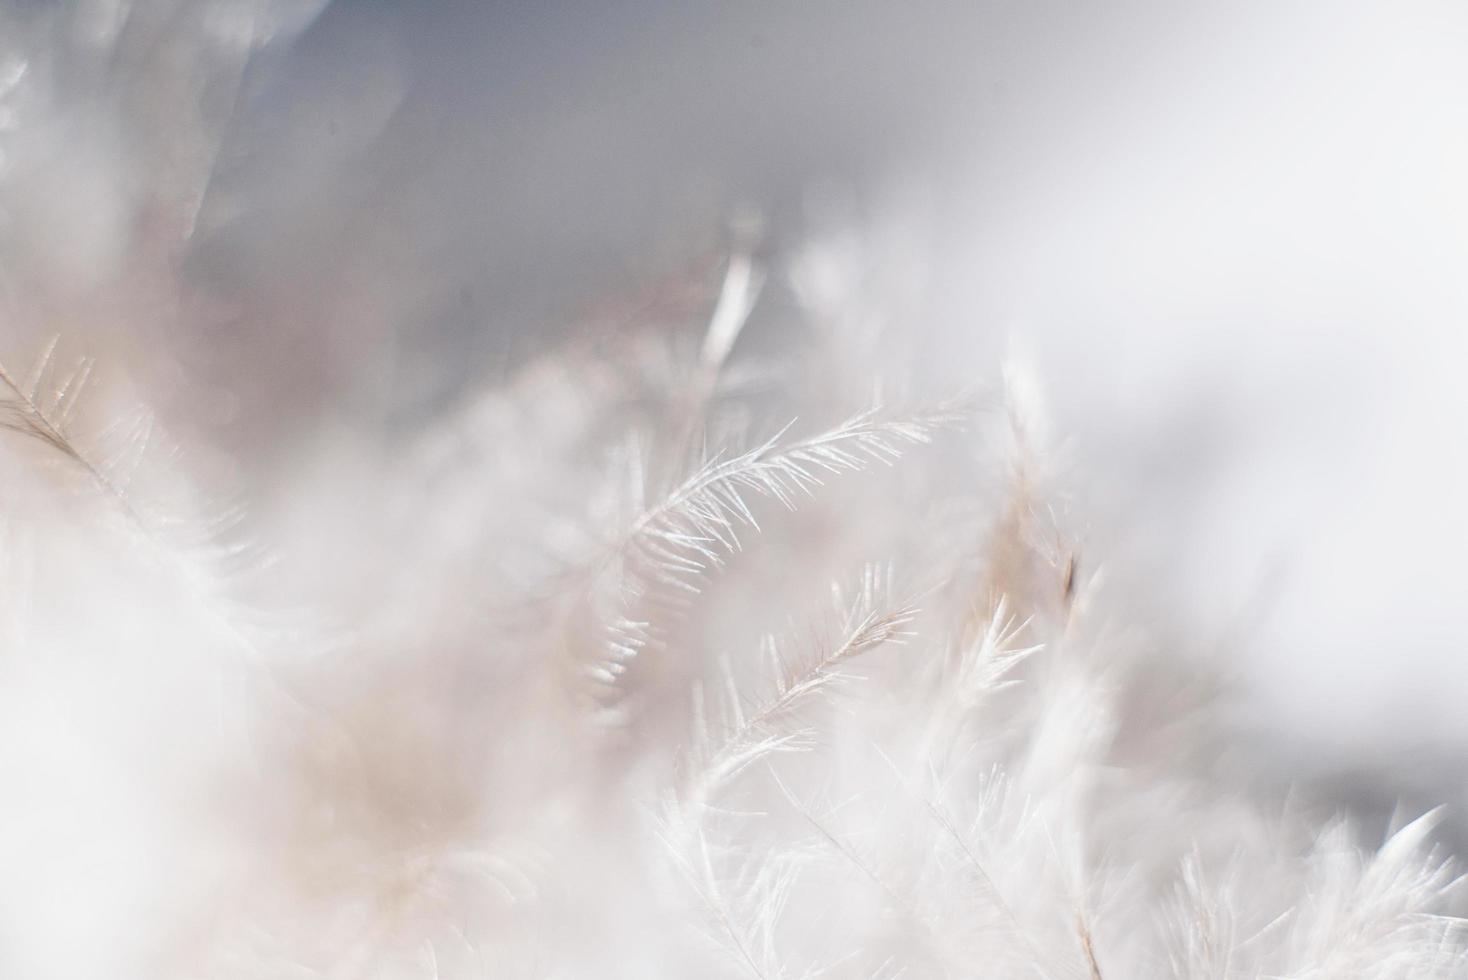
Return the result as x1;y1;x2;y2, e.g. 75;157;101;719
0;3;1463;979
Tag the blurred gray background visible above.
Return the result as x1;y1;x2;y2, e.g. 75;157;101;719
49;0;1468;798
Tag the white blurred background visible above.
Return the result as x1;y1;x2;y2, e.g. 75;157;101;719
183;0;1468;769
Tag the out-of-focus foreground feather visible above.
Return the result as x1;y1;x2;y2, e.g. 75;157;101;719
0;3;1464;979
